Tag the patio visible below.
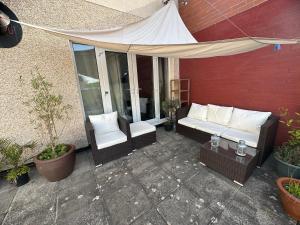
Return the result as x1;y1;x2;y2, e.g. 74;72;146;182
0;128;295;225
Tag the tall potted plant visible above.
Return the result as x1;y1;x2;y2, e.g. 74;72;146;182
274;108;300;178
0;138;35;187
162;99;180;131
24;71;75;182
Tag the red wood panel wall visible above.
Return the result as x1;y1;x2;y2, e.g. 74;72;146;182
180;0;300;144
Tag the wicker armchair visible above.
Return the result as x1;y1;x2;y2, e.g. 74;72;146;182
85;116;133;166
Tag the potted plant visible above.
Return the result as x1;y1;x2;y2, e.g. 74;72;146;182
277;177;300;223
24;71;75;182
274;108;300;178
0;138;35;187
162;99;180;131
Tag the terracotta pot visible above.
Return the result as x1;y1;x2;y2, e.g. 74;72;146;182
276;177;300;221
34;144;76;182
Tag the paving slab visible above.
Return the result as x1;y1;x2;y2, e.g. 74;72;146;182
56;174;109;225
130;209;167;225
143;142;179;163
185;167;240;213
126;150;156;176
138;166;179;204
105;182;152;225
217;191;295;225
157;187;214;225
0;186;17;214
161;152;200;181
71;150;93;176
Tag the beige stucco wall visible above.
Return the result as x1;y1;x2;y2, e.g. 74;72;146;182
0;0;140;157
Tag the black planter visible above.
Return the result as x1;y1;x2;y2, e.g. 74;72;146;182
16;172;30;187
164;123;173;131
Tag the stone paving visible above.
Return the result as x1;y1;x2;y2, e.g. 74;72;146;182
0;128;297;225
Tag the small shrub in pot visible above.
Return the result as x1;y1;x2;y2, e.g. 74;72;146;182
0;138;35;186
274;108;300;178
161;99;180;131
23;70;75;182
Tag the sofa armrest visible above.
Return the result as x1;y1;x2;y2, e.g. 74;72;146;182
118;116;131;141
176;106;190;121
85;118;98;151
257;115;279;165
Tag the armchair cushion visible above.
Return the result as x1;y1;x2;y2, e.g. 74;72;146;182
130;121;156;138
187;103;207;121
95;130;127;149
228;108;271;134
207;104;233;126
221;128;259;148
89;112;119;136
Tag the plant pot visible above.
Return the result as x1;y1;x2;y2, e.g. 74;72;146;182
274;154;300;179
16;172;30;187
277;177;300;221
164;122;173;131
34;144;76;182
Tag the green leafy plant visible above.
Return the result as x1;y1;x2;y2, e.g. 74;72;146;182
275;108;300;166
162;99;180;123
0;138;35;183
285;181;300;199
24;69;72;160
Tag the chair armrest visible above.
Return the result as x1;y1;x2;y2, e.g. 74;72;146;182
257;115;279;165
176;106;190;121
85;118;98;151
118;116;131;141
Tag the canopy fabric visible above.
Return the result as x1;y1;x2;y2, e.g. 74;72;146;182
13;0;299;58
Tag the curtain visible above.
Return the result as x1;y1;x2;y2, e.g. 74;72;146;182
106;53;125;116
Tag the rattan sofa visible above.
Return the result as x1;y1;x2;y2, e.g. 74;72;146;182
176;105;279;166
85;116;133;166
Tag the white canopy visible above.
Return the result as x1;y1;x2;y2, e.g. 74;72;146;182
14;0;299;58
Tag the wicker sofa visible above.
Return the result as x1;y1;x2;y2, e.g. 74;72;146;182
176;104;279;166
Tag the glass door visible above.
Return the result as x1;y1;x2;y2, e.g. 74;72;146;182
72;44;105;118
105;51;134;122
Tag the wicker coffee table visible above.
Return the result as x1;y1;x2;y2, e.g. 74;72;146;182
199;138;259;186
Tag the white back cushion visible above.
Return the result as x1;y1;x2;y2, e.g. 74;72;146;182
228;108;271;134
207;104;233;126
187;103;208;121
89;112;120;135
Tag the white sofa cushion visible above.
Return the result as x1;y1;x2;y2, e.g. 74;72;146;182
130;121;156;138
207;104;233;126
195;121;229;136
187;103;208;121
178;117;205;129
89;112;119;136
228;108;271;134
95;130;127;149
221;128;259;148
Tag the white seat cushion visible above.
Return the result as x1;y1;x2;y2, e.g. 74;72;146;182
221;128;259;148
228;108;271;134
178;117;206;129
187;103;208;121
89;112;119;136
207;104;233;126
195;121;229;136
130;121;156;138
95;130;127;149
